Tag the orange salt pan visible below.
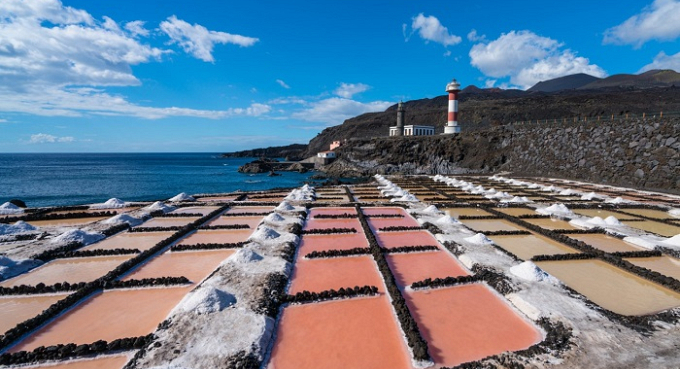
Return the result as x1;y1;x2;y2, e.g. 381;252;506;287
82;231;174;251
376;230;439;249
122;249;235;283
405;284;541;367
367;216;420;231
21;354;131;369
568;234;644;253
139;217;199;228
489;234;579;260
523;218;577;230
267;296;412;369
225;206;274;214
387;251;468;287
209;216;262;229
625;256;680;280
0;255;134;288
11;286;192;352
622;220;680;237
618;208;676;219
460;219;524;232
361;207;408;216
288;256;384;294
0;294;67;334
443;207;492;217
170;206;220;215
303;218;361;231
178;229;253;245
26;217;108;227
298;233;369;255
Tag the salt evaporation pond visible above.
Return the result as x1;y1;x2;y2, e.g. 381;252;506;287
625;256;680;280
386;251;468;287
618;208;676;219
170;206;220;215
489;234;579;260
267;296;412;369
535;259;680;315
288;256;384;294
26;217;108;227
0;294;67;334
568;234;644;253
197;196;238;202
405;283;541;367
573;209;637;219
225;206;274;214
523;218;577;230
208;216;261;229
122;249;235;283
443;207;493;217
178;229;253;245
11;286;192;352
361;207;408;216
302;218;361;231
82;231;175;251
298;233;369;255
138;217;199;228
0;255;133;287
366;216;420;231
376;230;439;249
622;220;680;237
308;207;356;217
492;207;537;217
460;219;525;232
21;354;131;369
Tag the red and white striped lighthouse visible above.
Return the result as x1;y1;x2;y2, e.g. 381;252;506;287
444;78;461;134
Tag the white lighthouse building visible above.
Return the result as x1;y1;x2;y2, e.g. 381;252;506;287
444;78;461;134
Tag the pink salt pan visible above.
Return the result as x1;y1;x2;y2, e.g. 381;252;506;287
122;249;235;283
139;217;199;228
376;230;440;249
208;216;262;229
297;233;369;255
0;255;134;288
21;354;130;369
11;286;192;352
361;207;408;216
267;296;412;369
0;294;67;334
303;218;361;231
405;284;541;366
367;216;420;231
178;229;253;245
308;207;356;217
82;231;175;251
170;206;220;215
225;206;274;214
288;256;384;294
386;251;468;287
197;196;237;202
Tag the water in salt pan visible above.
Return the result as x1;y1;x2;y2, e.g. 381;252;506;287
0;294;66;334
0;255;134;288
122;249;235;283
535;259;680;316
405;284;541;367
178;229;253;245
569;234;644;253
139;217;199;228
617;208;675;220
492;207;537;217
489;234;579;260
197;196;238;202
524;218;578;230
267;296;412;369
170;206;219;216
298;233;368;255
625;256;680;280
11;286;192;352
288;256;384;294
303;218;361;231
26;217;108;227
308;207;356;217
573;209;637;219
386;251;468;287
209;216;262;229
225;206;275;214
82;231;175;251
460;219;525;232
360;207;408;216
366;216;420;231
622;220;680;237
376;230;439;249
20;354;131;369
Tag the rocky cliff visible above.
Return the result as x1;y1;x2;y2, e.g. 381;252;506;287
325;118;680;193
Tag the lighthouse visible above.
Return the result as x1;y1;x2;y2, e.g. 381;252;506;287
444;78;461;134
395;101;405;136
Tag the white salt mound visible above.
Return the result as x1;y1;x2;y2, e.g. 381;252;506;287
144;201;175;213
264;212;285;224
249;227;280;241
275;201;296;212
661;235;680;247
436;215;460;225
537;203;574;217
605;197;629;204
0;221;37;235
510;261;556;283
175;287;236;315
464;233;494;245
231;248;264;264
102;214;144;227
502;196;531;203
580;192;600;200
169;192;196;202
0;257;42;280
0;202;24;215
90;198;126;209
422;205;440;214
390;194;418;202
668;209;680;218
52;229;104;245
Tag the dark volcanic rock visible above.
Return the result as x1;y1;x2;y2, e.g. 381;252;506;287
238;160;273;173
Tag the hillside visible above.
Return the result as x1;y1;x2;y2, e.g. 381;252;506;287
579;69;680;90
528;73;601;92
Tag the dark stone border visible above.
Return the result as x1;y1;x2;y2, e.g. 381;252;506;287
300;227;358;235
281;285;379;304
305;247;371;259
170;242;245;252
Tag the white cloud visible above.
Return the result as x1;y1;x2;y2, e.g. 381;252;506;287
291;97;391;125
276;79;291;89
604;0;680;47
124;20;150;37
160;15;258;62
407;13;461;47
469;30;606;89
467;29;486;42
639;51;680;72
334;83;370;98
29;133;75;144
484;79;496;88
0;0;265;120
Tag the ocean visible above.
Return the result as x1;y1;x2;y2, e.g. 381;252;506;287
0;153;314;208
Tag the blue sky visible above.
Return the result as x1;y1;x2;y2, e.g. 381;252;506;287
0;0;679;152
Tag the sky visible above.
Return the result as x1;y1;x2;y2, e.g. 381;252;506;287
0;0;679;153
